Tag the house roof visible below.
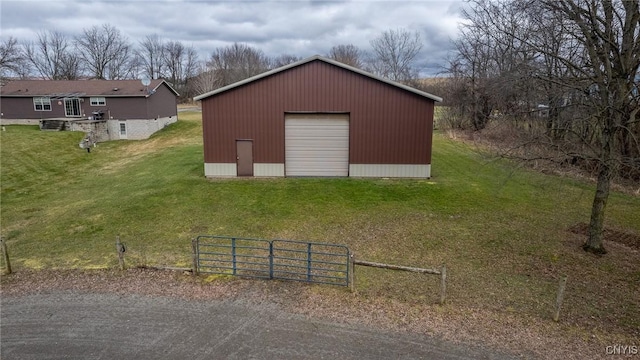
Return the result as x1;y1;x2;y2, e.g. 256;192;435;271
193;55;443;102
0;79;179;98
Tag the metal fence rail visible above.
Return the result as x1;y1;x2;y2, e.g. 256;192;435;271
271;240;350;286
193;236;350;287
195;236;272;279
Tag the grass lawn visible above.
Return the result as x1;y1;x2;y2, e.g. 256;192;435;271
1;111;639;347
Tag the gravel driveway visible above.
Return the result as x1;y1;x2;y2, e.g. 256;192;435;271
1;290;516;359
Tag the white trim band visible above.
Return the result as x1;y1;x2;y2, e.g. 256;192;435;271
254;163;285;177
349;164;431;178
204;163;237;177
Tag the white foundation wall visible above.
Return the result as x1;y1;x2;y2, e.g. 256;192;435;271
349;164;431;178
205;163;430;178
0;119;40;125
254;164;285;177
204;163;237;177
107;116;177;140
205;163;285;177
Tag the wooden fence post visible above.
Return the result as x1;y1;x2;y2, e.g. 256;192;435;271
116;236;125;271
553;276;568;322
191;238;199;276
440;264;447;304
1;237;12;275
348;252;355;293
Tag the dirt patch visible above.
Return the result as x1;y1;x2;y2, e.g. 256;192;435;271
1;268;633;360
568;222;640;250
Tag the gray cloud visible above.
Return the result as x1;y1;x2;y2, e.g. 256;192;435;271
0;0;464;75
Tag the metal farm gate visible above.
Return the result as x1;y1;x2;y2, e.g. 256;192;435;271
193;236;350;287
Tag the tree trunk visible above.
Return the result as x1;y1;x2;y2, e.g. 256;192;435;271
584;162;611;254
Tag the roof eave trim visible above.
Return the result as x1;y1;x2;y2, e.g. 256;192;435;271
193;55;443;102
193;57;312;101
153;80;180;97
319;56;443;102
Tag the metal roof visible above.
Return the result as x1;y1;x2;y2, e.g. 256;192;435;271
193;55;443;102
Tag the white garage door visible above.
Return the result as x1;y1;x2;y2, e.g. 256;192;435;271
285;114;349;176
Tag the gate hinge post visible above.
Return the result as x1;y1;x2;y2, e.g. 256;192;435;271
191;238;199;276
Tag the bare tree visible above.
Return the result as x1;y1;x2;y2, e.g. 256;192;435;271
451;0;640;254
369;28;423;82
272;54;301;68
448;22;495;130
105;44;137;80
0;36;26;78
163;40;199;100
446;0;541;131
328;44;364;68
136;34;165;80
545;0;640;253
23;30;81;80
75;24;133;79
192;61;219;96
206;42;271;88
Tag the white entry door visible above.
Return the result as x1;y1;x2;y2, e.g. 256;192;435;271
119;122;128;139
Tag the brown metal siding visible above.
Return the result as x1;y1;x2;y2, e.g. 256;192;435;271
201;60;434;165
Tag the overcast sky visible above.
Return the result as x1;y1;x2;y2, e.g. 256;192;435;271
0;0;465;76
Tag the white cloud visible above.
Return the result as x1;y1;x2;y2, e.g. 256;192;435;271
0;0;465;75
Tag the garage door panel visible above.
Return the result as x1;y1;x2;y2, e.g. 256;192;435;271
288;145;344;150
285;115;349;177
287;149;348;155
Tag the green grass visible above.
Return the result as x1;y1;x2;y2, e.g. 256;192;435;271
1;112;639;339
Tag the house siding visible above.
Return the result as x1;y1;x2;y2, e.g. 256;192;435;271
145;84;179;119
1;97;68;119
201;60;434;170
0;82;177;121
0;81;179;140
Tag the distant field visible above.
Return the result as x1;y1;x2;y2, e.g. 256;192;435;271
1;111;638;345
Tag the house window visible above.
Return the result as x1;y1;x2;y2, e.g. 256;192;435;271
90;97;106;106
33;97;51;111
